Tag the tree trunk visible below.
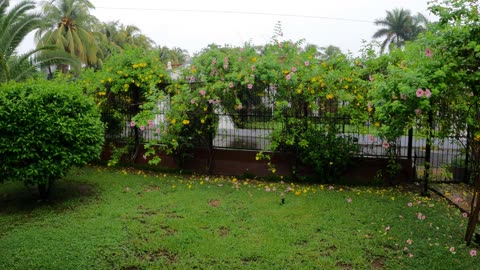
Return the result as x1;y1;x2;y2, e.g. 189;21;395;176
37;178;55;200
465;173;480;244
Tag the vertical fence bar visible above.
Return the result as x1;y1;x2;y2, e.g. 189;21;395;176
407;128;413;160
464;126;470;183
423;111;433;196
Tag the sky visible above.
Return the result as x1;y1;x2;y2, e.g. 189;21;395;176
20;0;436;56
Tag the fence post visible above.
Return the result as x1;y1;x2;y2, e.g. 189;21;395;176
407;128;413;160
464;126;470;183
422;112;433;196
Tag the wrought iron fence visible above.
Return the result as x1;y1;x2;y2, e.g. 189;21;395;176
101;107;471;183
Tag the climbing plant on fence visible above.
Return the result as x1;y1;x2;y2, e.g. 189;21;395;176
81;48;171;165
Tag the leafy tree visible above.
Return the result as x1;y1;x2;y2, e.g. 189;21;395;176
0;78;104;198
427;0;480;245
373;8;428;53
35;0;102;70
0;0;78;82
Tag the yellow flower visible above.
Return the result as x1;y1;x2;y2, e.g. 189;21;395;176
200;119;205;124
326;93;334;100
474;134;480;142
296;89;302;94
117;70;123;75
133;64;138;69
368;107;373;113
182;119;190;125
123;84;129;89
344;85;349;90
251;57;257;62
374;122;380;127
100;79;105;84
171;119;176;124
108;78;112;82
98;91;106;96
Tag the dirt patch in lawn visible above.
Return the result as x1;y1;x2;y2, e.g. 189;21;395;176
208;199;221;207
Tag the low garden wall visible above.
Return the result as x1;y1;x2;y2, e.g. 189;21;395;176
102;144;414;185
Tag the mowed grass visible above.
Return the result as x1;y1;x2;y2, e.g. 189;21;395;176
0;166;478;269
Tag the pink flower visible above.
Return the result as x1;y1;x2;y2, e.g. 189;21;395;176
155;128;160;133
408;253;414;258
247;83;253;89
382;141;390;149
251;65;256;71
211;58;217;65
286;74;291;80
417;212;426;220
265;187;271;192
237;104;243;110
369;75;374;81
140;126;145;131
406;239;413;245
415;108;422;115
425;88;431;98
408;202;413;207
400;93;407;100
328;185;334;190
199;90;206;96
385;226;391;232
208;99;214;104
470;249;477;257
229;82;234;88
368;134;375;143
130;121;136;127
416;88;425;97
292;67;297;72
425;48;432;57
304;61;310;66
223;64;228;70
346;198;352;203
462;212;468;218
449;247;455;253
190;99;196;104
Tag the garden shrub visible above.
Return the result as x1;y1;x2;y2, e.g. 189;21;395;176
0;79;104;198
298;124;359;182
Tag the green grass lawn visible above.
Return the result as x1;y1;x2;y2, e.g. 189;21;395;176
0;166;478;269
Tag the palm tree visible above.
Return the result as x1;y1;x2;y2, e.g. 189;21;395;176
35;0;102;69
95;21;155;59
0;0;78;82
157;46;189;66
373;8;428;53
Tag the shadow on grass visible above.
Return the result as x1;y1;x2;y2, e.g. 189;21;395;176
0;180;99;215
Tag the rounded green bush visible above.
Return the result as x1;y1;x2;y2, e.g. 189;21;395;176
0;79;104;197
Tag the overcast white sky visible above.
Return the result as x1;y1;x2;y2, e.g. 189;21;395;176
21;0;436;56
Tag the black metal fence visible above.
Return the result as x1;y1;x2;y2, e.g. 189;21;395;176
102;107;471;183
